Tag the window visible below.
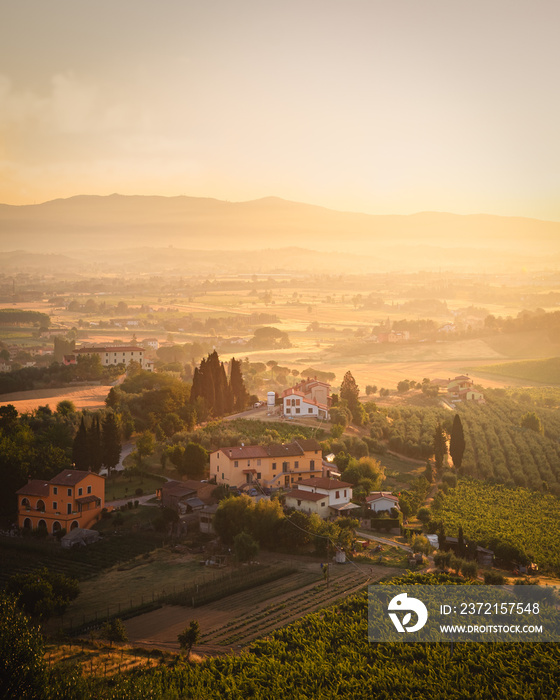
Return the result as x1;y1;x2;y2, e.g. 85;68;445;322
344;490;347;497
308;408;313;413
53;487;58;495
67;488;72;496
310;459;315;470
272;462;277;470
78;487;83;496
295;408;300;414
295;461;299;469
336;491;340;499
297;500;302;506
282;462;288;472
257;472;261;479
257;459;261;466
67;503;72;515
234;460;239;468
53;501;58;510
321;502;326;507
286;407;291;414
87;486;92;494
247;460;250;466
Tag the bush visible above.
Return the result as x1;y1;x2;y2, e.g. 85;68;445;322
461;560;478;579
135;487;144;496
484;571;506;585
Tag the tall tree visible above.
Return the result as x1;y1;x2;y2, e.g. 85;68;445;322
434;422;447;474
102;411;121;475
340;371;360;412
182;442;208;479
72;416;89;469
449;413;466;469
88;414;103;473
229;357;249;411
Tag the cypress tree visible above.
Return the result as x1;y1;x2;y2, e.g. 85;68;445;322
72;416;89;469
449;414;466;469
229;357;248;411
102;411;121;476
434;423;447;473
89;415;103;473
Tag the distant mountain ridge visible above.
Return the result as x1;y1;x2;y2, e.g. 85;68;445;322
0;194;558;270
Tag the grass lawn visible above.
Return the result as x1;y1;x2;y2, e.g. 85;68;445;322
63;548;220;627
377;451;425;491
104;473;167;502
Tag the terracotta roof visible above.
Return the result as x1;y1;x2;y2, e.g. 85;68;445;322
50;469;101;486
218;445;269;460
16;480;50;497
366;492;399;503
77;346;144;353
75;495;101;505
285;489;326;502
216;439;321;461
266;442;303;458
298;477;353;490
294;438;322;452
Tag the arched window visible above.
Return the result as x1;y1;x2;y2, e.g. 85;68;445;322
21;497;30;509
37;519;47;530
71;520;79;530
23;518;31;529
52;521;61;533
36;499;46;512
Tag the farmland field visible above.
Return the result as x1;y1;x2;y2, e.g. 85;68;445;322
431;479;560;573
0;384;110;412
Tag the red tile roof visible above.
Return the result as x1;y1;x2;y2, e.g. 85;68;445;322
285;489;326;502
16;480;50;497
218;445;269;460
298;477;353;490
75;495;101;505
294;438;322;452
77;346;144;353
50;469;103;486
366;492;399;503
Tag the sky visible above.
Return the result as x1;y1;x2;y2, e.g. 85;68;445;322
1;0;559;219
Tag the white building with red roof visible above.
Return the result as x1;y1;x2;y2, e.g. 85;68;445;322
76;345;145;368
285;477;357;518
365;491;400;513
282;377;331;420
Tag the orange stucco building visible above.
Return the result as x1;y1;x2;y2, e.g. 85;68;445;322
17;469;105;534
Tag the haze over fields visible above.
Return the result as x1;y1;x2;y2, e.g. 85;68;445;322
1;194;559;273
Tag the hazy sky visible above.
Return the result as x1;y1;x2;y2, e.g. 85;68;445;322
1;0;559;219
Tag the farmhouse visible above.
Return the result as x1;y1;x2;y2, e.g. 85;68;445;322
282;377;331;419
285;477;356;518
76;345;145;368
17;469;105;534
365;492;400;513
210;438;323;489
447;375;485;403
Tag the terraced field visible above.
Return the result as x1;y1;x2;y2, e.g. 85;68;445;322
124;560;399;653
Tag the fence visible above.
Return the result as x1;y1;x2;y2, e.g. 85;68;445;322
61;564;296;637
